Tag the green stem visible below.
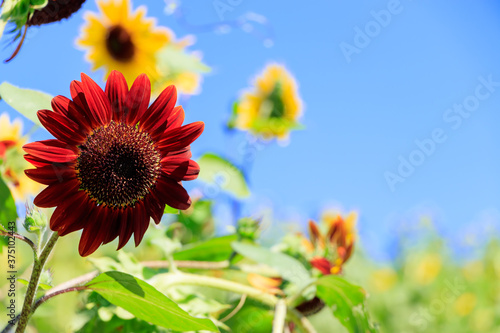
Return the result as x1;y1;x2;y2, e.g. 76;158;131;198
287;309;317;333
15;232;59;333
272;299;287;333
0;231;37;261
161;272;278;307
161;273;316;332
286;280;316;307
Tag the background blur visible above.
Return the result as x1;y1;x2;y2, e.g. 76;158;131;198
2;0;500;263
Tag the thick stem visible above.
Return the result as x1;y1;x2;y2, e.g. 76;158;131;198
15;232;59;333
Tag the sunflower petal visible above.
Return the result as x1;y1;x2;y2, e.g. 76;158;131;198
157;122;204;151
25;164;75;185
106;70;129;120
37;110;85;145
81;73;112;125
23;140;78;163
34;179;80;208
141;85;176;134
155;177;191;210
124;73;150;124
161;158;199;181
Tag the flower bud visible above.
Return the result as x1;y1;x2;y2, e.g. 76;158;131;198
23;203;46;234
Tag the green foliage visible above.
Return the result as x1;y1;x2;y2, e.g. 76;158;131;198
173;235;237;261
0;176;17;252
76;292;168;333
0;82;52;126
164;204;179;215
85;271;219;332
175;199;214;243
221;300;274;333
236;217;261;241
0;0;48;37
232;241;312;291
198;153;251;199
316;275;377;333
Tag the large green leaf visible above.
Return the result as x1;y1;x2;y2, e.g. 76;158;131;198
316;275;377;333
0;177;17;252
231;242;312;289
197;153;250;199
0;82;53;126
85;271;219;332
173;235;237;262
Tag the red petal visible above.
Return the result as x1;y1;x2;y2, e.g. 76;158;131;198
70;80;98;128
51;96;71;117
141;85;176;134
123;74;150;124
155;177;191;210
106;70;129;121
38;110;85;145
310;257;332;275
49;190;87;231
102;208;121;245
25;164;75;185
33;179;80;208
81;73;112;125
79;207;106;256
117;207;134;250
161;158;200;181
164;146;192;160
133;201;149;246
52;96;92;133
164;106;185;131
144;191;165;224
157;122;204;152
23;140;78;163
57;195;95;236
25;154;52;167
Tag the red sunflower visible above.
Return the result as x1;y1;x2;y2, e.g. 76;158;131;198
23;71;204;256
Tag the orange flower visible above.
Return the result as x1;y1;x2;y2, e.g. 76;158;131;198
302;212;358;275
247;273;283;295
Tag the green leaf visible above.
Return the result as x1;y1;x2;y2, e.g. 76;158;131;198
316;275;377;333
0;176;17;252
222;300;274;333
85;271;219;332
0;82;53;126
231;242;312;289
197;153;250;199
164;204;179;215
173;235;237;262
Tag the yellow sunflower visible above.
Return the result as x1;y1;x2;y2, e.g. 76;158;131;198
76;0;207;96
229;63;304;140
76;0;170;87
0;113;42;201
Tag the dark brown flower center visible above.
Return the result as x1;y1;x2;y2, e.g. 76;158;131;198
76;121;161;208
105;25;135;62
27;0;87;26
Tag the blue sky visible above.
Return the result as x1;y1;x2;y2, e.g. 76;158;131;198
2;0;500;261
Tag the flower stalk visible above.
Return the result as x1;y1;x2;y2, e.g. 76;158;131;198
15;232;59;333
